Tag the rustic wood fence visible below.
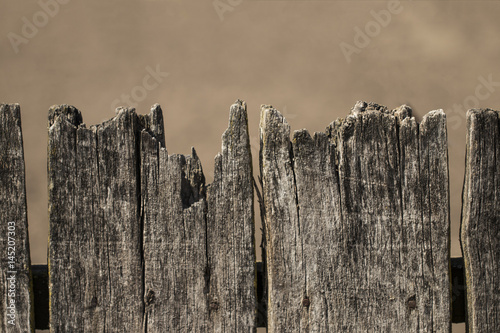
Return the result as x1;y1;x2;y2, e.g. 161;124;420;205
0;101;498;332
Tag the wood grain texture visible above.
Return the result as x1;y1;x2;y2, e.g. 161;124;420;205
207;100;256;332
142;104;208;332
49;101;255;332
0;104;34;332
260;102;450;332
461;108;500;332
418;109;451;332
260;105;302;332
48;106;143;332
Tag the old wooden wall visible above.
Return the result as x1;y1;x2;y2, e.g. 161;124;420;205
0;101;498;332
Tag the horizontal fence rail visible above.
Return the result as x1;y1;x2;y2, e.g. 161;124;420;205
26;259;466;330
0;101;498;332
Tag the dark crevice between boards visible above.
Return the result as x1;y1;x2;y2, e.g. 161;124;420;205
136;104;172;333
289;129;307;306
135;109;147;333
256;111;268;328
253;174;267;328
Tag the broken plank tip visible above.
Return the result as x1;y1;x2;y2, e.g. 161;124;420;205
292;128;312;144
259;104;290;131
466;108;500;123
392;104;413;121
422;109;445;120
231;99;247;112
0;103;21;113
48;104;83;128
227;99;249;129
350;100;388;115
138;104;166;148
0;103;22;128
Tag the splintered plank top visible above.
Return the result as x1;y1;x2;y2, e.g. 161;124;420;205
260;102;450;332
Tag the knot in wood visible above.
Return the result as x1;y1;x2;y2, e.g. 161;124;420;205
146;290;155;306
210;301;219;311
407;295;416;310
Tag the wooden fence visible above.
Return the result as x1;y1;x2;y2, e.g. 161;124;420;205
0;101;498;332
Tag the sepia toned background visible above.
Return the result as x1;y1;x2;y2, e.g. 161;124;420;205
2;1;499;331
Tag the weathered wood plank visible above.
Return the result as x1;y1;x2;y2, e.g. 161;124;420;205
48;106;143;332
418;109;451;332
141;101;256;332
0;104;34;332
49;102;256;332
336;103;408;332
207;100;256;332
461;108;500;332
47;105;81;332
259;105;302;332
260;102;450;332
292;129;342;332
142;104;208;332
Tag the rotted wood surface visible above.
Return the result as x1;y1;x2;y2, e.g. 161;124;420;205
0;104;34;332
259;101;450;332
48;101;256;332
461;108;500;332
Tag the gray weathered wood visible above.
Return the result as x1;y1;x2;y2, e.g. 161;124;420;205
141;104;209;332
417;108;451;332
48;105;143;332
259;105;302;332
260;102;450;332
206;100;256;332
0;104;34;332
292;128;342;332
49;102;256;332
141;101;256;332
461;108;500;332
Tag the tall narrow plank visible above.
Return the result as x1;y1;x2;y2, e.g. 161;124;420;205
48;106;143;332
336;103;407;331
47;105;83;332
291;129;342;332
461;108;500;332
398;110;428;332
259;105;302;332
96;108;143;331
142;105;208;332
207;100;256;332
0;104;34;332
418;110;451;332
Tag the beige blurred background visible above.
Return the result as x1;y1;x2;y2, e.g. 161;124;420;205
2;1;500;331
